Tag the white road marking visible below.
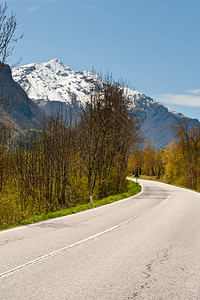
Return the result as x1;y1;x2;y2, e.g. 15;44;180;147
0;192;170;280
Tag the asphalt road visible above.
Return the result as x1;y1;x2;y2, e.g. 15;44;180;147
0;179;200;299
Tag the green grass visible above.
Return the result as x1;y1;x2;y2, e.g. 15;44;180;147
0;180;141;231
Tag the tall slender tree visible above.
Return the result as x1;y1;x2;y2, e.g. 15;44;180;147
0;2;23;68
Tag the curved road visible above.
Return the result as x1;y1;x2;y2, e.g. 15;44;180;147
0;179;200;299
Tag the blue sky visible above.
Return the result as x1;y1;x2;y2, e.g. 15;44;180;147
6;0;200;120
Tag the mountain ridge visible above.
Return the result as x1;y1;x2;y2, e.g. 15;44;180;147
12;59;199;148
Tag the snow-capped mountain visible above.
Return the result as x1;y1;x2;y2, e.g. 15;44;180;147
12;59;199;148
12;58;99;104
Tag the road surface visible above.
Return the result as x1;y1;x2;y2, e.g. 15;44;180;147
0;179;200;299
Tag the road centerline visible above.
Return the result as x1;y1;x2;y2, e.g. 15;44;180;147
0;192;170;280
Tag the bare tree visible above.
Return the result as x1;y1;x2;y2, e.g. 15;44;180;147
77;80;141;199
175;119;200;190
0;2;23;69
0;2;23;120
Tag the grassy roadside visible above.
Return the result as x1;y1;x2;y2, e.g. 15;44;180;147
0;180;141;231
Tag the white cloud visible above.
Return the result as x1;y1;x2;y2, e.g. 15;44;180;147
25;0;57;12
185;89;200;95
154;92;200;107
28;5;39;12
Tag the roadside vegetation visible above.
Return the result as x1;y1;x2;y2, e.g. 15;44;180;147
128;119;200;192
0;3;142;229
1;1;199;233
0;80;141;228
0;180;141;231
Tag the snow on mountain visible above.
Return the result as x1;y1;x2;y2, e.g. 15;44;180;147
12;59;199;148
124;87;183;117
12;58;179;114
12;58;181;115
12;58;99;104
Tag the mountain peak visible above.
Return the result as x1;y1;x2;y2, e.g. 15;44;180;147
46;58;64;66
12;61;199;148
12;60;88;103
50;58;61;63
42;58;70;71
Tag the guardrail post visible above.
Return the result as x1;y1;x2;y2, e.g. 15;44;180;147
90;191;93;206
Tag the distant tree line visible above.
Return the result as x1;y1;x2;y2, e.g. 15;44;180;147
128;119;200;191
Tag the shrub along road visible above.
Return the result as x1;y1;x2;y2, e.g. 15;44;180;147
0;179;200;299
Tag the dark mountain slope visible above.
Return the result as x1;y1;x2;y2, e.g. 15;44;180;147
132;93;199;148
0;63;47;130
